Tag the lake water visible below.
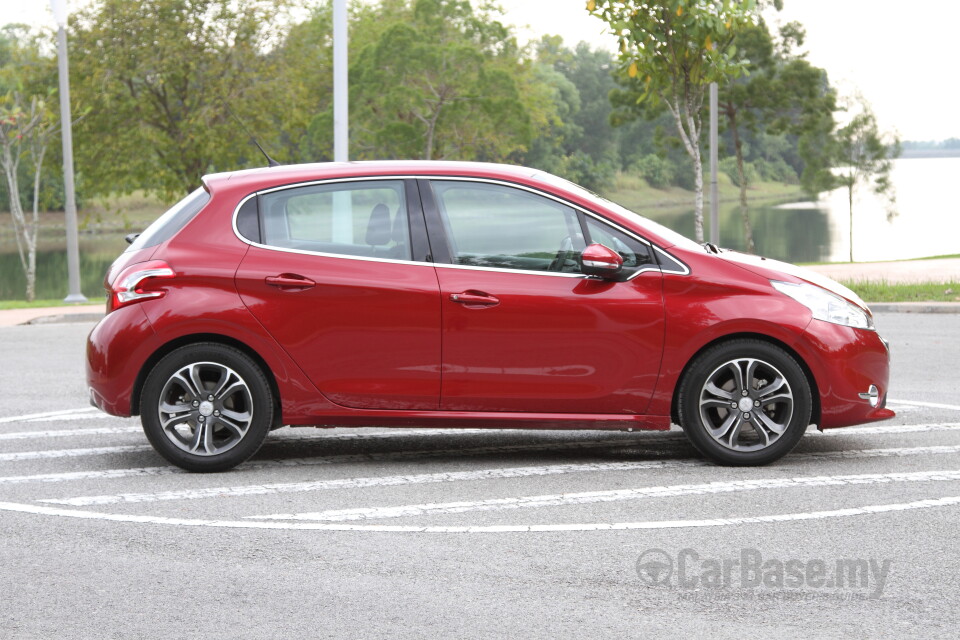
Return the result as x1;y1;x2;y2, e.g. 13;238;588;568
659;157;960;264
1;157;957;300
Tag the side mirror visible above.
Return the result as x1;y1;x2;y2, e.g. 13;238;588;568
580;243;624;280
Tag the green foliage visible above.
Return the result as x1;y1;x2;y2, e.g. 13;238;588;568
590;0;761;241
70;0;292;197
633;153;675;188
719;156;758;187
346;0;535;161
0;26;69;212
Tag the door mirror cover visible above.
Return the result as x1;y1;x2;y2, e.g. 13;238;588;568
580;243;625;280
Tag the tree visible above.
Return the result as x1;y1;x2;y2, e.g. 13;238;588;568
832;98;899;262
345;0;535;162
589;0;759;242
0;94;59;301
70;0;292;197
717;18;837;252
524;39;618;191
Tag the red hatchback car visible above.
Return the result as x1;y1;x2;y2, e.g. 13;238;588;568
87;161;894;472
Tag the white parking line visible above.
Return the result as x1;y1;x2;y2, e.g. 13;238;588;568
248;468;960;522
6;420;960;463
0;426;498;443
0;445;152;461
888;399;960;412
39;459;706;506
2;495;959;532
0;435;665;464
37;443;960;506
820;422;960;435
0;426;141;441
0;408;99;425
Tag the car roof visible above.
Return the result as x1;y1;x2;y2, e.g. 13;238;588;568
202;160;546;192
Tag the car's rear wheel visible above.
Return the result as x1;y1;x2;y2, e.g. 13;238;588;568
140;343;273;472
677;339;812;465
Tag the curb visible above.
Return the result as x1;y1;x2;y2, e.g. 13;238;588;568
869;303;960;314
24;313;106;325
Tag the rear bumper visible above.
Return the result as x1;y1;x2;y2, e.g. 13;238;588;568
86;306;157;417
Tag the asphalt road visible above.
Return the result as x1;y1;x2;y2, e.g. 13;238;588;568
2;313;959;639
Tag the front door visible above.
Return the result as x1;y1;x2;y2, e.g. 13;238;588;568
424;179;666;415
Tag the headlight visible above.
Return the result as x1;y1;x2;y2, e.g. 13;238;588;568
771;281;874;330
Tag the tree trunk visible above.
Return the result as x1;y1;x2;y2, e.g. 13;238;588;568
728;110;755;253
692;149;704;242
2;147;30;278
848;184;855;263
663;90;705;243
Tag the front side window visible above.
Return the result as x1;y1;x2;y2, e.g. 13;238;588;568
431;181;585;273
583;216;655;274
259;180;411;260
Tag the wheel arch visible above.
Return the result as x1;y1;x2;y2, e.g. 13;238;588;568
670;332;821;428
131;333;283;429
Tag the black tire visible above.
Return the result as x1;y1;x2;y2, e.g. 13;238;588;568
676;339;812;466
140;343;274;472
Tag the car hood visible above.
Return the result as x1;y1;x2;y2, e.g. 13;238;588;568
717;251;870;311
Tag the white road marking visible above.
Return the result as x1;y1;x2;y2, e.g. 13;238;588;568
249;468;960;522
6;420;960;463
2;495;960;532
0;466;178;485
38;443;960;506
22;413;106;424
0;425;510;443
0;426;141;441
819;422;960;435
0;435;665;464
888;399;960;412
40;460;705;506
0;408;99;425
0;445;152;461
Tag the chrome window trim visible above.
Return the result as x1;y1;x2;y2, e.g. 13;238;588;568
231;174;690;280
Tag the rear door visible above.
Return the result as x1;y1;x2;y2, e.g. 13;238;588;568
234;178;442;410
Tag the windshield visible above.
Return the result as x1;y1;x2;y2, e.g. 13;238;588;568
126;188;210;252
532;171;702;251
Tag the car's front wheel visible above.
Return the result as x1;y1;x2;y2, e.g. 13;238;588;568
140;343;273;472
676;339;812;465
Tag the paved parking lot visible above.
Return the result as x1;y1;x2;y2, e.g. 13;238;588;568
2;314;959;638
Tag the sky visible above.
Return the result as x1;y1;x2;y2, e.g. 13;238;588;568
4;0;958;142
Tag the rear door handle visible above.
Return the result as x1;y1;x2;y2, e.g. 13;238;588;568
265;274;316;290
449;291;500;307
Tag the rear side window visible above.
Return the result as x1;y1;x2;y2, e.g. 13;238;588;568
126;188;210;252
258;181;411;261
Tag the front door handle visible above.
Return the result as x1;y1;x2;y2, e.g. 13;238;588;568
449;291;500;307
265;274;316;290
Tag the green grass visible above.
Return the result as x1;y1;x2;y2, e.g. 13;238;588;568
800;254;960;266
0;299;105;310
600;172;804;214
840;281;960;303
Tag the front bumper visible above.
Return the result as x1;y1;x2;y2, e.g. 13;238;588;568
797;319;895;429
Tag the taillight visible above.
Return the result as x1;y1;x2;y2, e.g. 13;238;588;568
108;260;175;313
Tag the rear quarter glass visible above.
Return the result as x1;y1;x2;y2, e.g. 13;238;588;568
126;188;211;253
